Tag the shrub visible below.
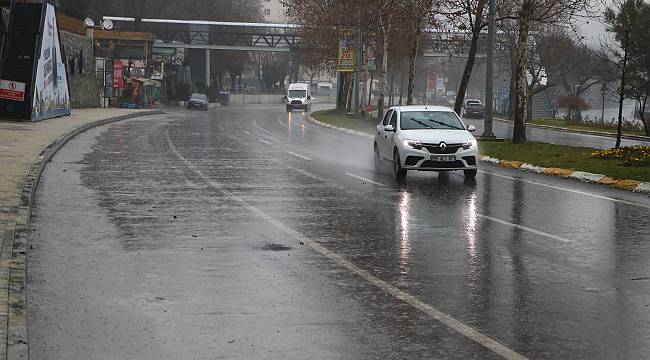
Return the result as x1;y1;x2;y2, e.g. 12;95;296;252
592;146;650;167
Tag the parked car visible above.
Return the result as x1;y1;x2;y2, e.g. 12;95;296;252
463;99;484;118
188;93;208;111
374;105;478;179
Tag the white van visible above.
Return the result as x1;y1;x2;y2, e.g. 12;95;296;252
285;83;312;112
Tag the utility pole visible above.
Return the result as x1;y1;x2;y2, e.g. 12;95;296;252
482;0;496;137
352;11;363;114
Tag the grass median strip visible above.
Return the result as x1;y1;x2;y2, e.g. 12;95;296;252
311;109;376;134
479;141;650;183
524;118;647;137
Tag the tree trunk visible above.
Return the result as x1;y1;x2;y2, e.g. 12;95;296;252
615;31;630;148
513;0;533;144
376;13;390;121
526;89;534;123
640;95;649;136
453;0;487;115
399;68;405;105
388;71;395;106
407;28;420;105
337;72;348;111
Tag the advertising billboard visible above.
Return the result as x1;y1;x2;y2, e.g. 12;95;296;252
31;3;70;122
337;29;355;72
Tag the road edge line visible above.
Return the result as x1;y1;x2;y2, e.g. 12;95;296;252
5;109;164;360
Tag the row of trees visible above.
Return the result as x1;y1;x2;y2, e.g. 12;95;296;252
282;0;650;144
604;0;650;141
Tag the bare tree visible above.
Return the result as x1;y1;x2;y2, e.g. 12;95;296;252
510;0;593;143
604;0;646;147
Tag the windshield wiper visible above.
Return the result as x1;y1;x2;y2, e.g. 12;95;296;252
411;118;462;130
429;119;463;130
409;118;437;130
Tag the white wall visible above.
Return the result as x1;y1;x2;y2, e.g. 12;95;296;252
261;0;287;23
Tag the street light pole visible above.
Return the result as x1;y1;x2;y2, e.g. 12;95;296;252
352;23;363;113
482;0;496;137
600;83;606;125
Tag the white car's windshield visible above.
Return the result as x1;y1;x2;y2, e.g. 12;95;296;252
289;90;307;98
400;111;465;130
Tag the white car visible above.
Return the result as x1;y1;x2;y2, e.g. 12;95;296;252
374;105;479;179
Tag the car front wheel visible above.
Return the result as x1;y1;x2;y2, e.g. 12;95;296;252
393;149;407;180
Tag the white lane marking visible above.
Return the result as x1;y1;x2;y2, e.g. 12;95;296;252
287;151;312;161
165;131;530;360
478;169;650;210
243;130;252;136
345;173;387;187
260;139;272;145
477;214;571;244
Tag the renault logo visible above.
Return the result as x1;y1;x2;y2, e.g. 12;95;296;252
439;142;447;150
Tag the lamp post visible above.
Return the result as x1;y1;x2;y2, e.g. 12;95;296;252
600;83;607;125
482;0;496;138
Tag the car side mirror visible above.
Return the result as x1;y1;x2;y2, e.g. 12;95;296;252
467;125;476;132
384;125;395;132
307;95;311;100
284;95;288;100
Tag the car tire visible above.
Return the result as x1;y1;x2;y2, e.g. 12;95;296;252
393;149;407;180
464;169;477;179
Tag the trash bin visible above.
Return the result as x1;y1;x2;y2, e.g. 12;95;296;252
218;91;230;106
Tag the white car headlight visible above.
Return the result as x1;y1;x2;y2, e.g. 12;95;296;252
403;140;423;150
462;139;478;150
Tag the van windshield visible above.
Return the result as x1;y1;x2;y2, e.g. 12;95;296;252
289;90;307;98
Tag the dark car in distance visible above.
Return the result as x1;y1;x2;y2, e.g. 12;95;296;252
463;99;484;118
188;93;208;111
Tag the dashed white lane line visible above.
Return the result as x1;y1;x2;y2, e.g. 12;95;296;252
165;131;530;360
345;173;388;187
287;151;312;161
260;139;272;145
242;130;252;136
478;170;650;210
477;214;571;244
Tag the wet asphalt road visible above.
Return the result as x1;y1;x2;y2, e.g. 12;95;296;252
28;105;650;360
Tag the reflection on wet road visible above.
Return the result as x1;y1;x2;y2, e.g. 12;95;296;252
28;106;650;359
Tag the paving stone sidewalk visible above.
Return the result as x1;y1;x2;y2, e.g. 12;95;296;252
0;108;161;360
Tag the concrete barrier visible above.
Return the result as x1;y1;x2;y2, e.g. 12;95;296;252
227;94;285;105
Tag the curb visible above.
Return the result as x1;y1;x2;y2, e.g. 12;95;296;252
478;155;650;194
306;114;650;195
494;117;650;142
4;109;164;360
307;115;374;139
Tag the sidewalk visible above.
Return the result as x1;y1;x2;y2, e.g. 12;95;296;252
0;108;162;360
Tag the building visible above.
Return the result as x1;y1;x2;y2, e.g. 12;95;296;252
261;0;287;23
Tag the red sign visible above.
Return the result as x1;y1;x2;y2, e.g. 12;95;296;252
0;79;26;101
113;62;124;89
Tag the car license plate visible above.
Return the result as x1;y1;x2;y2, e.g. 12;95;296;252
431;155;455;162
